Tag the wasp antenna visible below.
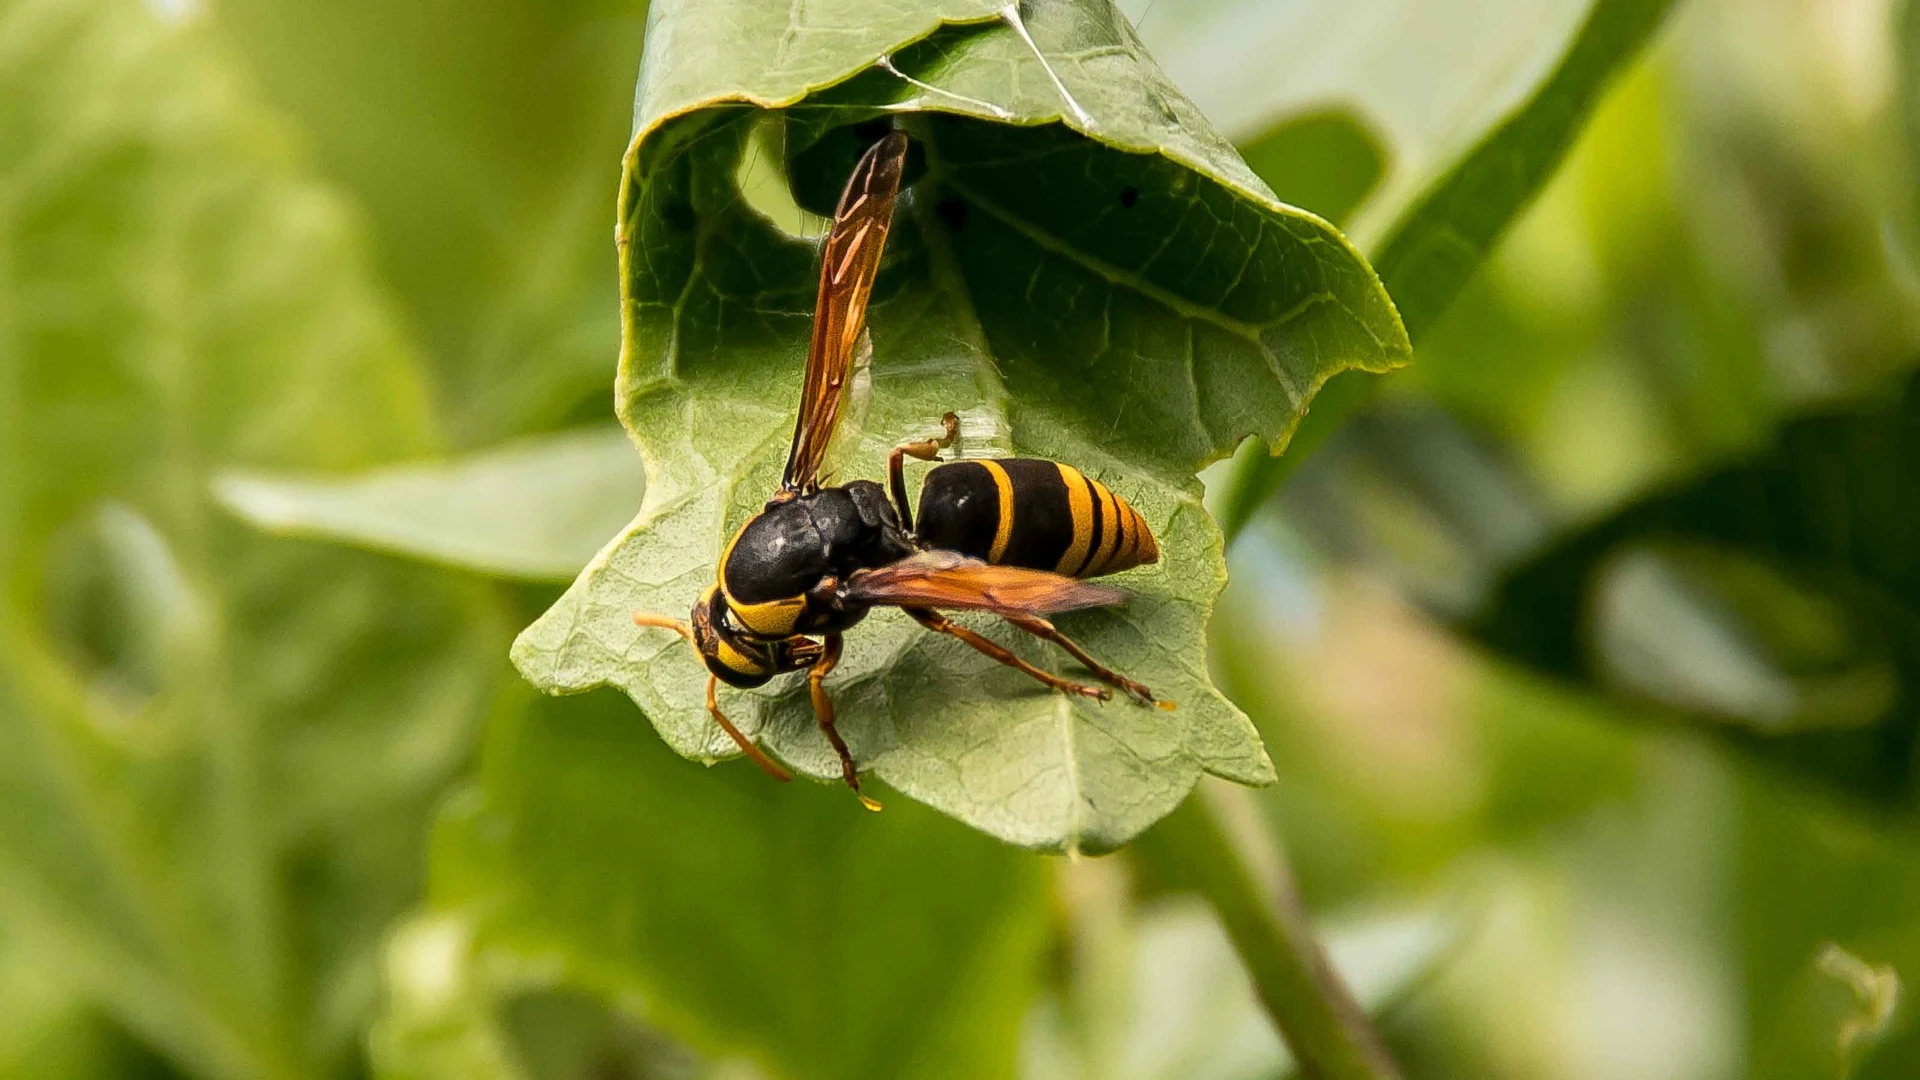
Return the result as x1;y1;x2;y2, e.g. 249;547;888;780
633;611;693;641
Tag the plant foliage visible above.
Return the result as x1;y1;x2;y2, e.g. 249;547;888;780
511;0;1411;852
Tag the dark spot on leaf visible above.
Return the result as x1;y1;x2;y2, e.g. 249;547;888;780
936;198;968;232
661;202;697;232
1119;186;1139;209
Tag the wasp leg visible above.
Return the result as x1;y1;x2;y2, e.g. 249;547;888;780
809;634;879;811
906;608;1111;702
706;675;794;782
888;411;959;530
1002;614;1173;710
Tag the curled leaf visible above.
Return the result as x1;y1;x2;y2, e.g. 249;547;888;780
513;0;1410;851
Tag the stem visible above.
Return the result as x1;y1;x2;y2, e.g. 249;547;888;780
1136;779;1403;1080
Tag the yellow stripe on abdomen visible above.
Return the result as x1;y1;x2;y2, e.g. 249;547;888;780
981;460;1016;563
1084;478;1120;575
1054;463;1096;575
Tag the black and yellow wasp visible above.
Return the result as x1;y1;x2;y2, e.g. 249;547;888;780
634;131;1169;809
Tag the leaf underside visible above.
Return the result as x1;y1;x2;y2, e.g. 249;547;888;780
513;0;1410;852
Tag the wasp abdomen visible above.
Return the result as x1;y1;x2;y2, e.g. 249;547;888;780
915;459;1157;578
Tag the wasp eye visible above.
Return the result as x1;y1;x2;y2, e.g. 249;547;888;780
697;616;776;689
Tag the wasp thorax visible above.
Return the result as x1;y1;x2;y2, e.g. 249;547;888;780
717;480;912;639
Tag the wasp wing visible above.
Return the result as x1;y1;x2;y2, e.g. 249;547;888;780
845;551;1130;617
781;131;908;493
812;327;872;488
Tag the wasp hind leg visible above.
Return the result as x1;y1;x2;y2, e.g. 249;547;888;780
809;634;880;811
1003;614;1174;710
888;411;959;530
906;608;1112;701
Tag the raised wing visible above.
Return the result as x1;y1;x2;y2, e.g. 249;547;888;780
782;131;909;493
844;551;1129;617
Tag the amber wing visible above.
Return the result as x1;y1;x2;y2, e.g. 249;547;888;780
781;131;909;493
845;551;1130;617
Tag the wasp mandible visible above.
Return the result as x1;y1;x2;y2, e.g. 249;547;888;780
634;131;1170;810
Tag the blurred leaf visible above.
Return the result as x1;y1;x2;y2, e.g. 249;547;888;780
1122;0;1669;246
1022;896;1456;1080
1369;0;1674;340
1737;785;1920;1080
0;934;100;1080
1902;0;1920;273
1474;373;1920;799
1207;0;1677;541
214;0;650;441
373;690;1048;1080
0;995;178;1080
1403;0;1920;478
498;990;705;1080
215;428;643;582
1207;529;1650;899
512;0;1411;853
0;1;502;1077
1295;375;1920;804
1587;543;1899;734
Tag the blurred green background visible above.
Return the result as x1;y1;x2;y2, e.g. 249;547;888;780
7;0;1920;1077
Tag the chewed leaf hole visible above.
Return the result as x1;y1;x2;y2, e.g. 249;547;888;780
735;114;828;241
1237;108;1387;227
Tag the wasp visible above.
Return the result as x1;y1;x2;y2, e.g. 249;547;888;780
634;131;1170;809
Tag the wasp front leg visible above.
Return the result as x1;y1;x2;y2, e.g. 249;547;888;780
807;633;880;811
888;411;959;530
705;675;795;782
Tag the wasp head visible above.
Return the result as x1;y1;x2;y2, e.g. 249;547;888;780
688;586;822;688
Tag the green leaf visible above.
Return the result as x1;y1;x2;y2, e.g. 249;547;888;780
1292;377;1920;804
1471;377;1920;802
0;1;502;1076
1201;0;1678;540
513;0;1410;853
1896;0;1920;276
212;0;652;441
1369;0;1676;340
1124;0;1673;262
214;428;644;582
371;690;1047;1080
0;926;183;1080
